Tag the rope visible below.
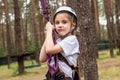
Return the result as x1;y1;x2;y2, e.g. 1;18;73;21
40;0;58;76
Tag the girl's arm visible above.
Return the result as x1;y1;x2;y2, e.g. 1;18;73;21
39;41;47;62
39;22;63;62
45;22;63;54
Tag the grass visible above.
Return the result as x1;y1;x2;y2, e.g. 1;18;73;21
0;61;48;80
0;49;120;80
97;49;120;80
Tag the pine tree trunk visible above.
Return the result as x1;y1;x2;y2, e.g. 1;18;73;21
91;0;101;40
1;24;6;49
103;0;114;57
13;0;24;74
91;0;99;58
3;0;13;69
67;0;99;80
31;0;39;63
23;1;28;52
115;0;120;52
78;0;98;80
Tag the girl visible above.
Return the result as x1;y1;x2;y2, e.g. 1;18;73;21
39;6;80;80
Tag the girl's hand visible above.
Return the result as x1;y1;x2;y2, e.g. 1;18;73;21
45;22;54;32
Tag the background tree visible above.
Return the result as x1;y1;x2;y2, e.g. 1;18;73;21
3;0;13;68
0;1;6;57
103;0;115;57
90;0;99;58
31;0;39;63
22;0;28;52
115;0;120;52
13;0;24;74
91;0;101;41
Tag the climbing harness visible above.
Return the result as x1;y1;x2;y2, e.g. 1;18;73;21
40;0;59;76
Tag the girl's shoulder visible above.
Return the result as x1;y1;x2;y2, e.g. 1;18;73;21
57;35;77;42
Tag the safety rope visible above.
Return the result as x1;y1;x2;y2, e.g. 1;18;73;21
40;0;59;76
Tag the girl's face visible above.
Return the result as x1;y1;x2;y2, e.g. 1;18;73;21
55;13;74;38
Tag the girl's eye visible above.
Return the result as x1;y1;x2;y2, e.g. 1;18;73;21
55;21;59;25
62;20;67;24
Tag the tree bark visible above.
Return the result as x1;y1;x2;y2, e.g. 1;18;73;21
115;0;120;52
13;0;24;74
3;0;13;69
23;0;28;52
31;0;39;63
90;0;99;58
67;0;99;80
91;0;101;40
103;0;114;57
78;0;99;80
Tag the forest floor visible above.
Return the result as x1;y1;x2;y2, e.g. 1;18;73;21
0;50;120;80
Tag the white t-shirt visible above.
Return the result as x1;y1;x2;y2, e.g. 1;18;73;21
57;35;80;78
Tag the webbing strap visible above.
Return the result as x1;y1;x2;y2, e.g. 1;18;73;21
40;0;49;21
40;0;58;76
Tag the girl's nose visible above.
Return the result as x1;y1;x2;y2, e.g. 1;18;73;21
58;23;62;28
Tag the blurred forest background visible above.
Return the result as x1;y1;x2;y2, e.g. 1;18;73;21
0;0;120;80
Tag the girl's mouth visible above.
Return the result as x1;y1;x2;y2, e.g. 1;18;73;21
58;29;63;32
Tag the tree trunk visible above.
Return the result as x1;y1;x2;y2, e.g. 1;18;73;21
23;0;28;52
78;0;98;80
103;0;114;57
31;0;39;63
90;0;99;58
36;0;45;46
66;0;77;10
67;0;99;80
13;0;24;74
91;0;101;40
3;0;13;69
1;24;6;50
115;0;120;52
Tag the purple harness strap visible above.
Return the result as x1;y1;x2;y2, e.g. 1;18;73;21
40;0;59;76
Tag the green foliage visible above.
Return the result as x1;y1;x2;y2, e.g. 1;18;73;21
116;51;120;55
27;40;35;52
0;46;7;57
11;66;19;76
97;0;105;16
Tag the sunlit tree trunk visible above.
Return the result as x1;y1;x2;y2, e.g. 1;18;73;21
103;0;114;57
23;0;28;52
13;0;24;74
115;0;120;52
31;0;39;63
0;2;6;52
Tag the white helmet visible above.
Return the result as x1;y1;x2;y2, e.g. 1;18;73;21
53;6;77;20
